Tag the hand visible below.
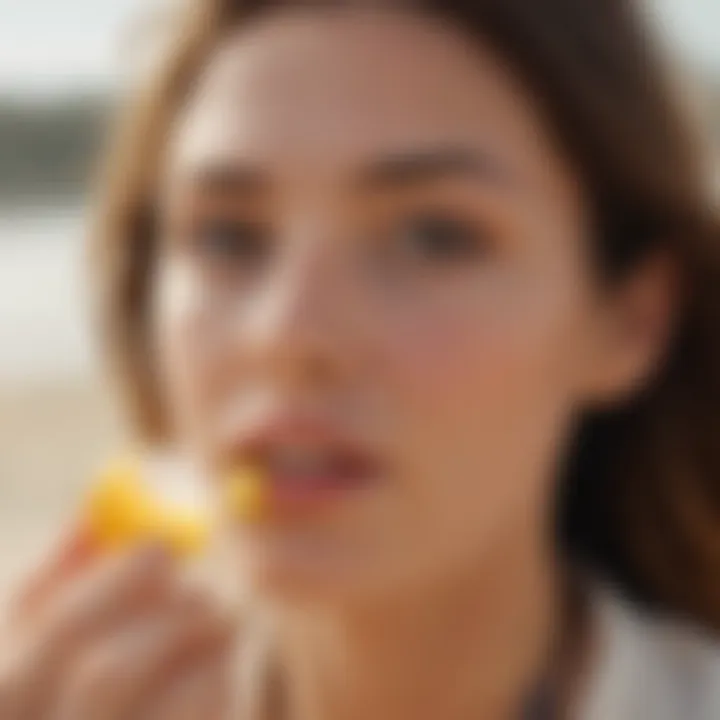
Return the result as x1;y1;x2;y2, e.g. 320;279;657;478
0;528;238;720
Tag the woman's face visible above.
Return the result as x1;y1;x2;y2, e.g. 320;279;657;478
154;9;629;601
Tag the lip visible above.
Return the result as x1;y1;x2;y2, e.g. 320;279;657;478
220;413;381;514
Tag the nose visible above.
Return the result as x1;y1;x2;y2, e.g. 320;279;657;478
237;230;359;391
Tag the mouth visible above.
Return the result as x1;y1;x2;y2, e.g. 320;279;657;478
223;417;381;514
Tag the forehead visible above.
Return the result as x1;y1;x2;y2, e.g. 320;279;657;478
166;8;561;185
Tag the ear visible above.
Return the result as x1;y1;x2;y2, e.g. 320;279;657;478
582;252;682;408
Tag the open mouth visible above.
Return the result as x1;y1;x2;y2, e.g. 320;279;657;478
255;442;375;488
226;419;380;511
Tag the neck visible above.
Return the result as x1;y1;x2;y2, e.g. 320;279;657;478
270;521;563;720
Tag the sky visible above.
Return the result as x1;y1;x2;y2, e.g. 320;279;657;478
0;0;718;95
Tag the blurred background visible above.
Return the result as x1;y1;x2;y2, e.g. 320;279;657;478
0;0;718;593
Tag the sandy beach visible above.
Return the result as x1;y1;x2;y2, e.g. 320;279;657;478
0;208;123;594
0;378;122;593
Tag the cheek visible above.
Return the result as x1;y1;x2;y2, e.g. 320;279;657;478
375;269;589;533
152;261;233;444
385;274;581;412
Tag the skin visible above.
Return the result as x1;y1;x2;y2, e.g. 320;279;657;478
0;7;676;720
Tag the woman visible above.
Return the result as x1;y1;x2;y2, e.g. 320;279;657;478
2;0;719;717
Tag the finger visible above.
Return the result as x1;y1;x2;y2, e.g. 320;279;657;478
39;544;172;647
136;653;235;720
0;524;99;718
5;546;172;718
53;606;235;720
11;522;98;623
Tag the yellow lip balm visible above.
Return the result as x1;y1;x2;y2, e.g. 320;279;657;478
224;466;269;523
85;458;210;559
85;458;269;559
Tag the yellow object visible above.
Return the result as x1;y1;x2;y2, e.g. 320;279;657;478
86;458;269;559
224;466;269;522
86;459;210;558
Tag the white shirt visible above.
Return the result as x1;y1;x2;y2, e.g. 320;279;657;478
581;586;720;720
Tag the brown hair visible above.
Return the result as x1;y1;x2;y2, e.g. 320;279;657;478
92;0;720;628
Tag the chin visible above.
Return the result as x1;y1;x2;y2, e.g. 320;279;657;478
232;534;430;614
229;526;377;607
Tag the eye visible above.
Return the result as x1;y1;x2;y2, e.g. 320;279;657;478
394;213;490;263
191;218;271;266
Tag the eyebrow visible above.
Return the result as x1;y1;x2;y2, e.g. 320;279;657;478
356;146;514;190
186;164;269;196
182;146;513;197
